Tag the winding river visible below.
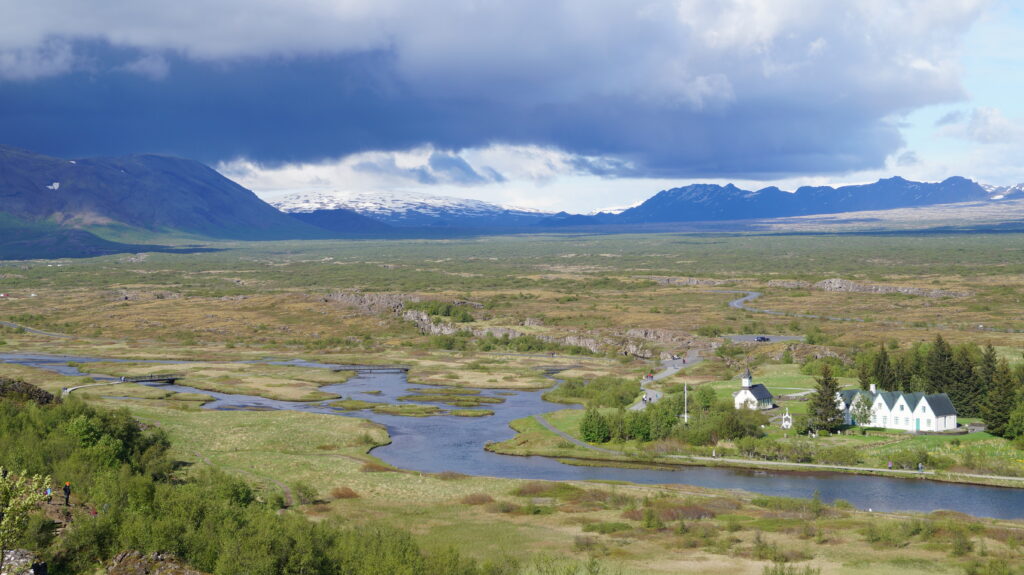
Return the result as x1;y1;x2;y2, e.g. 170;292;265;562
4;353;1024;519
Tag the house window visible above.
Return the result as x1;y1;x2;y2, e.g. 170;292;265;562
927;419;932;427
899;405;904;412
882;416;887;425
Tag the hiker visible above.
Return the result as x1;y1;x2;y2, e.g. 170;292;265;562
918;462;924;473
63;482;71;506
45;486;52;503
887;461;892;470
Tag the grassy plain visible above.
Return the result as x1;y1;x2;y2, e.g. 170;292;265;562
6;232;1024;572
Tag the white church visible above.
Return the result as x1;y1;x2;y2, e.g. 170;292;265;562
837;385;958;432
733;367;774;410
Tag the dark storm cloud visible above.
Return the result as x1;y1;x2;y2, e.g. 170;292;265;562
0;1;988;179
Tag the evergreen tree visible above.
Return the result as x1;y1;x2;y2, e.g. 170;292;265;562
892;352;913;391
857;361;872;391
873;344;895;391
971;344;999;418
949;345;980;417
579;407;611;443
1003;399;1024;441
808;364;844;433
924;334;954;394
981;359;1018;437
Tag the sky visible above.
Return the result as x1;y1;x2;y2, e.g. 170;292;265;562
2;0;1022;213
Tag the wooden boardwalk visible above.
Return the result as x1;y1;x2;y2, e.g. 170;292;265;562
62;373;185;397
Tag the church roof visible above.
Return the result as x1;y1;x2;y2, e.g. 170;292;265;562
745;383;772;401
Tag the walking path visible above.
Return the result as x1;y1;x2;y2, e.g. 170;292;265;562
62;380;120;397
0;320;71;338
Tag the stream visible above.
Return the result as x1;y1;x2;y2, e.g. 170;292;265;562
4;352;1024;520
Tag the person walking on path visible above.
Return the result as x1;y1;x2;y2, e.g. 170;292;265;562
63;482;71;506
45;486;52;503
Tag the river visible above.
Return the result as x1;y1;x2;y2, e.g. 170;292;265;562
3;353;1024;520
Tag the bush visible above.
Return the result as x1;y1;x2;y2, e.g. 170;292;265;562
331;486;359;499
583;522;632;534
460;493;494;505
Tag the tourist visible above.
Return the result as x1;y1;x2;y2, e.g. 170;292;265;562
63;482;71;506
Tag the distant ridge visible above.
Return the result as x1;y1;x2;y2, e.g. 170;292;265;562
542;176;991;226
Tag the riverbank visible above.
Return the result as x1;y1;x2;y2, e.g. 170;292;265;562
107;399;1024;575
487;411;1024;490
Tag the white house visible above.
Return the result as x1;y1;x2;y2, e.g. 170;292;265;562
837;385;957;432
733;367;773;410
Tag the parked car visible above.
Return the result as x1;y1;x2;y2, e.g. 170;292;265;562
754;336;770;342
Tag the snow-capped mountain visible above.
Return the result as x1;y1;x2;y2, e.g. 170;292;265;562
270;190;552;228
984;183;1024;200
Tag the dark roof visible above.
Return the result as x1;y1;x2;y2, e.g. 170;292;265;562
838;389;871;408
746;383;772;401
902;392;925;411
876;391;901;410
926;393;957;416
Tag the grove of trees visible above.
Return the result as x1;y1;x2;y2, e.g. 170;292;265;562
855;336;1024;437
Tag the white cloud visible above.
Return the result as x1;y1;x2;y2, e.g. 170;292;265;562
939;106;1024;144
219;144;633;198
117;53;169;80
0;39;75;80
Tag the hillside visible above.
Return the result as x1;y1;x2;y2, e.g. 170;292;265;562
0;145;331;241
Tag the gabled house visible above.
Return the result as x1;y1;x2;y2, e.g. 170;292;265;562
733;367;773;410
837;385;957;432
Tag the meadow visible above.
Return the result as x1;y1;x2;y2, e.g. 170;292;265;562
5;231;1024;573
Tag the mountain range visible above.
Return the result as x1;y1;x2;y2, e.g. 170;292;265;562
542;176;994;226
2;143;1024;258
270;190;549;230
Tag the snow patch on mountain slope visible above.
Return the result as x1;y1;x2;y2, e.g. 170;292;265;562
270;190;549;218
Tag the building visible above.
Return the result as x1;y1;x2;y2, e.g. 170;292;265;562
837;385;957;432
733;367;773;410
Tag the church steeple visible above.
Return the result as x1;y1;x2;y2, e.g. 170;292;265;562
742;367;752;388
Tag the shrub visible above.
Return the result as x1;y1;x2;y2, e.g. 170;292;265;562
461;493;494;505
331;487;359;499
292;482;318;505
583;522;632;534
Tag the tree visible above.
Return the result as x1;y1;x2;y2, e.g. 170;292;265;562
970;344;1000;418
808;365;844;433
981;359;1018;437
891;352;913;391
579;407;611;443
624;410;651;442
924;334;954;394
949;345;981;417
872;344;895;391
850;394;875;428
857;361;872;391
694;386;717;413
0;468;50;574
1003;399;1024;441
